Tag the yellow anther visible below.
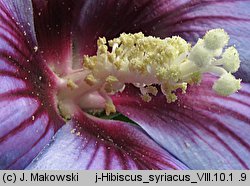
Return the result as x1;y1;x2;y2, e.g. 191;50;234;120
115;47;123;56
160;83;178;103
168;66;181;82
83;55;97;70
97;37;107;45
58;101;72;121
105;101;116;115
108;38;121;47
120;33;135;46
129;58;147;74
134;32;145;40
167;36;191;55
141;94;152;102
189;72;202;85
104;76;119;93
173;83;187;94
107;53;115;63
181;83;187;94
85;74;97;86
98;45;108;55
156;67;168;81
113;59;122;70
166;93;178;103
145;86;158;96
106;75;118;83
67;79;78;90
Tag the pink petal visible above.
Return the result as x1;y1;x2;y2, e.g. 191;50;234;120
31;0;76;75
27;111;188;170
0;0;63;169
112;75;250;169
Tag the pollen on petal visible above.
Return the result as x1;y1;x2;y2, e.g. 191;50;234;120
105;100;116;115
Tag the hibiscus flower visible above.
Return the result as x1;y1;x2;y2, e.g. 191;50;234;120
0;0;249;170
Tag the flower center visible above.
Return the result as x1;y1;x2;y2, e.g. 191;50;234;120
56;29;241;120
